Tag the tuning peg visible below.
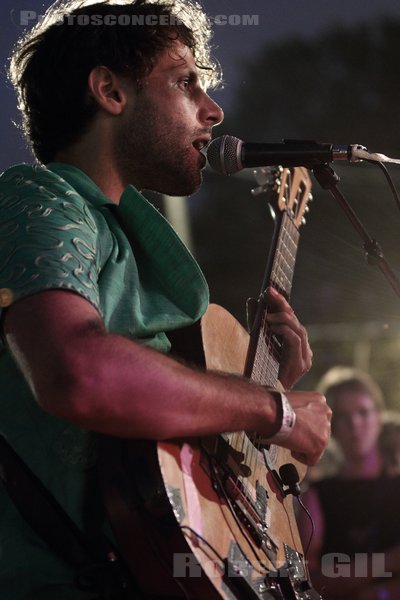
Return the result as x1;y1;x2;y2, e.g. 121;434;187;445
253;166;282;187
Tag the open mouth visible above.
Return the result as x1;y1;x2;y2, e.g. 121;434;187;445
192;137;211;152
193;140;206;152
192;139;209;169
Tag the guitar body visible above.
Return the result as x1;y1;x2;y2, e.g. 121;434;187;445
101;305;315;599
157;304;309;599
100;167;320;599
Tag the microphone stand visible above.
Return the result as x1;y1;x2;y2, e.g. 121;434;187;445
311;162;400;300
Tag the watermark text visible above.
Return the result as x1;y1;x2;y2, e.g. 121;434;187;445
13;10;260;28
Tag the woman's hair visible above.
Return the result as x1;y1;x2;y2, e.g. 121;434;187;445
9;0;221;164
317;366;385;434
379;410;400;475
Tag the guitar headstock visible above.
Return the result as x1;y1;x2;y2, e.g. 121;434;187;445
252;166;313;228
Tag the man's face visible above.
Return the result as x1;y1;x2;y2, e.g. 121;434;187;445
114;40;223;196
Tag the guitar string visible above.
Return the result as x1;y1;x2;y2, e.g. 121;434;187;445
209;459;276;576
214;179;311;587
253;218;300;474
253;215;296;385
236;226;301;551
227;214;300;516
248;228;290;475
245;217;291;481
242;251;289;504
241;214;299;497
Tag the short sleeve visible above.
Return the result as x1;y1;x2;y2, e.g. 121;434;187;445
0;165;101;315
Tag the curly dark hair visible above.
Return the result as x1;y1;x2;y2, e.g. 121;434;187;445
9;0;221;164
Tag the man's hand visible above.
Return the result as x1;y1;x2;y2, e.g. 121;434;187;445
265;287;312;389
280;391;331;466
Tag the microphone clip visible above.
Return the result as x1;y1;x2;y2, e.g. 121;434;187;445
279;463;301;497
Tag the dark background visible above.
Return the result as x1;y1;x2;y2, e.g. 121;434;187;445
2;1;400;406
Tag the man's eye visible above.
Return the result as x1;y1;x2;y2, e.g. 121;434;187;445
179;78;190;89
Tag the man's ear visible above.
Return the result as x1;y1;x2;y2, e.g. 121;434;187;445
87;66;131;115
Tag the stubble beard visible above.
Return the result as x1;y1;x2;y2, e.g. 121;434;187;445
114;103;202;196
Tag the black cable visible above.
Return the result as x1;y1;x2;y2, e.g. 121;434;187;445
179;525;225;565
296;495;315;559
208;458;272;575
366;159;400;213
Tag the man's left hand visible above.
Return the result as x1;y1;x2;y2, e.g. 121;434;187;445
264;286;312;389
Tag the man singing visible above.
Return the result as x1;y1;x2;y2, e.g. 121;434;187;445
0;1;331;597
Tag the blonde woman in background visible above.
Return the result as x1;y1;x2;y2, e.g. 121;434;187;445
299;367;400;600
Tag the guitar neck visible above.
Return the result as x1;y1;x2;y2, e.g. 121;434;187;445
270;211;300;299
245;211;301;387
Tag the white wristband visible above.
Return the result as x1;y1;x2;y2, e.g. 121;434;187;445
270;392;296;441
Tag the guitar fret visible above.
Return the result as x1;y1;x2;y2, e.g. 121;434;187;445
251;330;280;386
250;214;301;388
272;219;298;286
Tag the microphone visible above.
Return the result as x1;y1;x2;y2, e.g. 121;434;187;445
279;463;301;497
206;135;367;175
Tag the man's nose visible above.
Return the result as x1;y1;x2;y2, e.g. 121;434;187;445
200;92;224;126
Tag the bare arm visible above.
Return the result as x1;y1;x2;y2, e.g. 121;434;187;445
3;290;330;465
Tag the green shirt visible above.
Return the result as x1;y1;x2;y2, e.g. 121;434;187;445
0;162;209;599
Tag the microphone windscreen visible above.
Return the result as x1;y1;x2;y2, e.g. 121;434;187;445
279;463;300;486
207;135;242;175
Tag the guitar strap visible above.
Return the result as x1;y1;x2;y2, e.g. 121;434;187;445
167;319;206;368
0;433;140;599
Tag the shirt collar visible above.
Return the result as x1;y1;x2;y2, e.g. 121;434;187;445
47;162;121;208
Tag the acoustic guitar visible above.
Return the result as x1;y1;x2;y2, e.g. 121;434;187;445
100;166;321;600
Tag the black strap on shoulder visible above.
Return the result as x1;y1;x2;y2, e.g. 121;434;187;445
0;433;139;599
167;319;206;368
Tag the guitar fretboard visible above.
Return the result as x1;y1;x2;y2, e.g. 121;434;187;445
250;212;300;387
228;166;311;513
